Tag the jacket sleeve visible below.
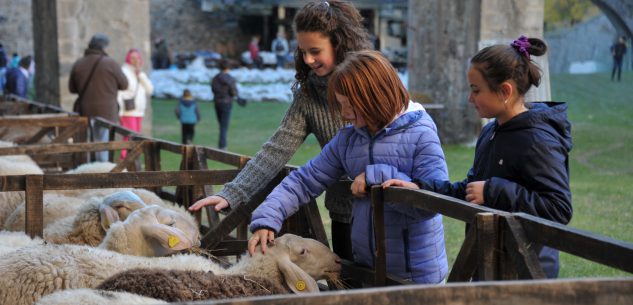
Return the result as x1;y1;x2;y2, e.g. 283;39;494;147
228;76;238;98
139;72;154;95
419;170;471;200
68;66;78;94
366;126;449;217
484;141;572;224
113;63;129;91
249;135;345;233
216;96;311;209
17;73;28;97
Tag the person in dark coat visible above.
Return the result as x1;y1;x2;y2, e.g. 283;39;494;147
611;36;627;82
69;33;128;161
4;55;32;98
211;59;238;150
384;36;573;279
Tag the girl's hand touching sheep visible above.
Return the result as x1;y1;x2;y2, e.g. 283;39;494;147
351;172;368;197
189;195;229;212
465;181;486;204
248;228;275;256
381;179;420;189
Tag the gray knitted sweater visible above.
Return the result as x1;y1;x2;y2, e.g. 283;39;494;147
216;72;353;223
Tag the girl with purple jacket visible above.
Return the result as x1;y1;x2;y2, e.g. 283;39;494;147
248;51;449;284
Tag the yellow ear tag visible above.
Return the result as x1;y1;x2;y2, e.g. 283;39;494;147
295;280;306;291
168;235;180;248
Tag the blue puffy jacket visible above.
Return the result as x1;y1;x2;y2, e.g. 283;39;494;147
421;102;573;278
250;102;449;283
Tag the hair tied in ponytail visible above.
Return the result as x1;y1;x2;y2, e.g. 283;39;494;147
511;35;531;59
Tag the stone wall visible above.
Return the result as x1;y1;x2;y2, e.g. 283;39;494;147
150;0;249;58
0;0;33;58
546;14;617;74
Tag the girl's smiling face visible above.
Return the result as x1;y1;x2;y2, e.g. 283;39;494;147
467;66;506;119
335;93;366;129
297;31;336;76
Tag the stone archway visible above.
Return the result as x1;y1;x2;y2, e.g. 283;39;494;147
591;0;633;39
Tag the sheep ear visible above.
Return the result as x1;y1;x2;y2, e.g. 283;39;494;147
99;204;120;230
141;224;193;251
277;255;319;293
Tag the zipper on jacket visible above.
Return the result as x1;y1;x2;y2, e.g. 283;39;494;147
368;135;376;267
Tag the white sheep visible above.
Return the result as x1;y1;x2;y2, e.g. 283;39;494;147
0;144;43;227
4;188;168;232
36;289;167;305
0;230;45;256
0;232;341;305
43;191;147;246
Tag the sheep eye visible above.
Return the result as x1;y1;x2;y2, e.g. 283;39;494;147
300;248;307;255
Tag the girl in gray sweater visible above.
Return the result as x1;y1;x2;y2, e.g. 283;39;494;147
189;0;373;260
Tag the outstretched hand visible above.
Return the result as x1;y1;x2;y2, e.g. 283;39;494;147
188;195;229;212
248;228;275;256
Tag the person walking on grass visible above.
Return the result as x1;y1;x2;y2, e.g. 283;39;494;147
175;89;200;145
611;36;627;82
211;59;238;150
384;36;572;279
190;0;374;263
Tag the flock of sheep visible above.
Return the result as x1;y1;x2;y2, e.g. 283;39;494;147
0;140;343;305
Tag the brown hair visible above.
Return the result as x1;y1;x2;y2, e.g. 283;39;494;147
471;37;547;95
293;0;372;91
327;50;409;132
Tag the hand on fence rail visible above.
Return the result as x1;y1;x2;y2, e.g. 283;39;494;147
188;195;229;212
351;172;368;198
465;181;485;204
381;179;420;189
248;228;276;256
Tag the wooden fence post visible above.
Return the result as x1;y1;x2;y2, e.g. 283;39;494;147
371;186;386;286
25;175;44;238
475;212;500;281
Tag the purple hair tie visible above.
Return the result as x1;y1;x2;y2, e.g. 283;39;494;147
511;35;531;59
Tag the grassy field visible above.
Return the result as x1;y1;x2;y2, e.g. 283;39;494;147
152;71;632;278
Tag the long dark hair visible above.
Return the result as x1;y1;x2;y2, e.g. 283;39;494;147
471;36;547;95
292;0;372;92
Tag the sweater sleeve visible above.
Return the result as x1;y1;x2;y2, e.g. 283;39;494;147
249;135;345;233
217;96;311;209
484;140;572;224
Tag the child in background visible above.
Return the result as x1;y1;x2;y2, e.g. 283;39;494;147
248;51;449;284
175;89;200;144
384;36;572;278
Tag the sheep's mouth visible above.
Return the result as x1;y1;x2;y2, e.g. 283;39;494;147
323;270;341;280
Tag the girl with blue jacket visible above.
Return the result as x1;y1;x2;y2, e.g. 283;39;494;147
248;50;449;284
384;36;573;278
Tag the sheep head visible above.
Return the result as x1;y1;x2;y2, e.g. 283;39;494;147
101;205;200;257
99;191;147;230
265;234;342;293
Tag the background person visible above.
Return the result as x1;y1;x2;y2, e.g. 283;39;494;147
69;33;128;161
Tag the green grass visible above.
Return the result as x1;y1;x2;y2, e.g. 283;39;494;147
152;71;633;278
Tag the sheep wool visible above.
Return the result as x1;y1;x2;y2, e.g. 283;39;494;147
97;268;287;302
36;288;167;305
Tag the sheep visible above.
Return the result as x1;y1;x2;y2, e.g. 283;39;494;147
0;143;43;227
0;233;340;305
97;269;287;302
0;230;45;256
36;289;167;305
63;161;118;174
3;187;169;232
43;191;147;246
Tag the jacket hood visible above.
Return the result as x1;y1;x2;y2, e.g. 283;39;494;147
499;102;572;152
356;101;427;137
